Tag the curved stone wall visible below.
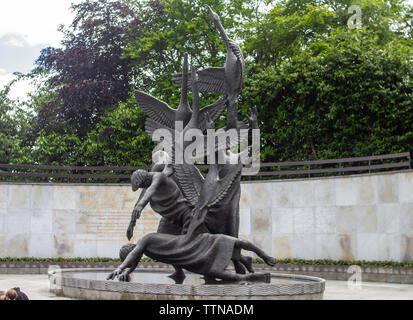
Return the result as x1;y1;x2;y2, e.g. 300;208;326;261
0;170;412;261
239;170;413;262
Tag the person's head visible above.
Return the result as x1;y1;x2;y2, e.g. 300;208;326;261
0;290;6;300
131;170;151;191
5;289;18;300
119;243;136;262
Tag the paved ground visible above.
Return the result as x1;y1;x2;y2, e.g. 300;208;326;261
1;274;413;300
0;274;72;300
324;280;413;300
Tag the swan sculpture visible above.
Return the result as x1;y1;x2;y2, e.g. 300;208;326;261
173;6;245;130
135;52;227;132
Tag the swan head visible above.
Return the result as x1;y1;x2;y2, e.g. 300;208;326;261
207;5;220;24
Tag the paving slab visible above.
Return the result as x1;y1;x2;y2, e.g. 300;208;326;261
324;280;413;300
0;274;72;300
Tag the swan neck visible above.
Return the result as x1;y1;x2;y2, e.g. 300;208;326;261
179;54;189;109
215;20;230;45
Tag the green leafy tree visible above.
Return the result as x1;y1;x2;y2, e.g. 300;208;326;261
30;131;83;165
245;0;412;66
82;95;154;166
242;27;413;161
0;82;18;164
0;80;34;164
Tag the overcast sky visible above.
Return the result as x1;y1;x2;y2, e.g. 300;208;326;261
0;0;83;100
1;0;412;101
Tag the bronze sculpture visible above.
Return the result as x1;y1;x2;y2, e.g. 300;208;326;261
174;6;245;130
135;53;228;132
108;6;275;283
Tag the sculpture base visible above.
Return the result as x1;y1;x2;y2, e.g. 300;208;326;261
48;268;325;300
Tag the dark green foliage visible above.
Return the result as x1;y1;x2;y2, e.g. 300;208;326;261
240;0;413;163
0;82;19;164
82;95;154;166
242;28;413;162
0;79;35;165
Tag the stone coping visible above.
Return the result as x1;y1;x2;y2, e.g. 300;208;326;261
257;264;413;284
1;169;411;186
48;267;325;299
2;261;413;284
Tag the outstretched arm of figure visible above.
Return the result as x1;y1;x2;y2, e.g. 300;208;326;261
127;193;145;241
107;242;144;281
127;173;161;240
132;188;147;220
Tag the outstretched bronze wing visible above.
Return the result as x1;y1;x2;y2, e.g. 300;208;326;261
190;162;243;227
145;118;205;206
173;67;227;94
144;118;174;142
207;163;243;207
135;90;176;129
173;163;204;207
198;96;227;132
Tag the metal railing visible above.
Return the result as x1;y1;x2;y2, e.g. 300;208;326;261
256;152;411;178
0;152;410;183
